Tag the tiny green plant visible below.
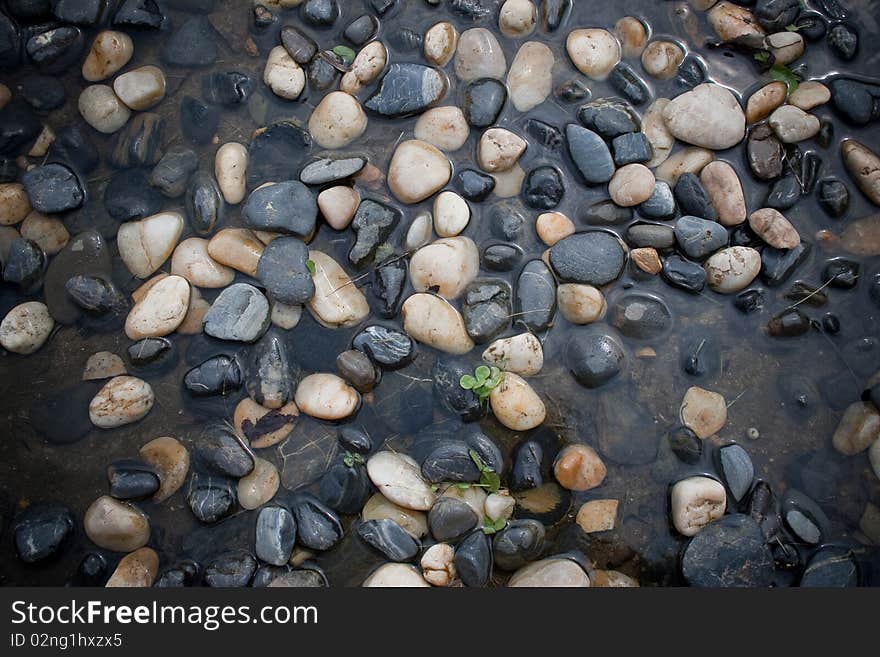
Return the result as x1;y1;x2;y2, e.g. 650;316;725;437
469;450;501;494
460;365;504;406
768;63;801;93
306;259;316;275
343;451;364;468
753;51;770;63
482;516;508;535
332;45;356;64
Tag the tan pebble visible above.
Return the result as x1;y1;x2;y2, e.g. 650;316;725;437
553;444;606;491
536;211;575;246
576;499;619;533
83;351;127;380
631;247;662;274
139;436;190;503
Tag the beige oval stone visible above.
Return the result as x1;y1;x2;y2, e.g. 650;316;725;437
19;211;69;254
308;91;368;149
643;99;675;168
536;211;574;246
499;0;536;38
662;83;746;150
705;246;762;294
655;147;714;184
340;41;387;95
171;237;235;288
366;452;436;511
409;236;479;300
113;65;166;111
489;372;546;431
832;402;880;456
78;84;130;134
700;160;746;226
554;444;606;491
746;81;788;124
680;386;727;439
0;183;31;226
125;275;190;340
237;457;280;510
295;373;360;420
362;493;429;539
557;284;606;324
507;41;554;112
387;139;451;204
405;212;433;251
84;496;150;552
509;558;590;587
139;436;189;503
117;212;184;279
749;208;800;249
82;30;133;82
670;476;727;536
433;191;470;237
207;228;264;277
789;81;831;111
491;164;526;198
306;250;370;328
614;16;648;58
402;293;474;355
482;332;543;377
566;28;621;80
478;128;527;173
424;21;458;67
271;301;302;330
215;142;248;204
708;2;765;42
641;40;684;80
842;140;880;206
0;301;53;355
421;543;456;586
765;30;803;65
234;398;299;449
27;124;55;157
106;547;159;587
176;287;210;336
89;376;154;428
414;106;470;152
769;105;820;143
631;247;662;275
83;351;126;381
363;563;431;587
263;45;305;99
318;186;360;230
454;28;507;81
576;499;619;533
609;163;655;206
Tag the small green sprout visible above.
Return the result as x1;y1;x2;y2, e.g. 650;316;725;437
332;45;356;64
482;516;508;535
306;259;317;275
460;365;504;406
469;450;501;494
753;51;770;63
768;63;801;93
343;451;364;467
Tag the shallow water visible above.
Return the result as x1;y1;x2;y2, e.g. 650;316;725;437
1;0;879;586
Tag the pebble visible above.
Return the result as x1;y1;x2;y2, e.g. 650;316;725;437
681;514;773;587
237;457;280;510
106;547;159;587
139;436;189;503
768;105;821;143
746;81;788;124
789;81;831;111
214;142;248;205
83;352;126;381
12;503;74;563
0;183;31;226
244;182;316;238
612;132;653;166
171;238;234;289
680;386;727;438
271;302;302;331
414;106;469;152
421;543;456;586
576;499;619;533
671;476;727;536
566;124;615;185
149;148;197;198
0;301;53;354
499;0;537;37
643;99;674;168
21;163;84;214
89;376;154;429
409;236;479;300
482;332;543;377
841;139;880;206
674;215;729;260
749;208;800;249
765;30;804;65
204;551;256;588
631;247;662;275
160;15;217;67
832;402;879;455
125;275;190;340
362;493;428;539
207;228;263;277
514;258;557;331
536;211;575;246
424;21;458;67
180;96;218;144
306;250;370;328
263;46;305;100
387;139;450;204
454;28;506;81
363;61;444;117
83;495;150;552
82;30;133;82
367;452;435;511
295;373;360;421
718;443;754;502
566;28;621;80
557;284;606;324
507;41;553;112
301;157;366;186
462;78;506;127
234;398;298;449
363;563;430;587
113;65;165;111
662;83;746;150
358;518;420;562
554;444;606;491
78;84;130;134
203;283;271;342
402;293;475;355
700;161;746;226
508;558;590;587
317;186;360;230
308;91;367;149
255;506;296;566
609;163;655;207
708;2;766;42
565;328;626;388
478;128;527;173
641;40;683;80
614;15;648;57
655;147;714;185
705;247;762;294
489;372;546;431
549;231;626;286
257;237;313;305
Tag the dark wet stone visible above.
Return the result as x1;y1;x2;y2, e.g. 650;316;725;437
72;552;108;586
718;444;754;502
278;419;339;491
566;124;615;185
510;440;544;492
454;530;493;587
422;441;481;484
577;98;639;139
428;496;479;542
107;459;160;500
127;337;173;366
674;215;728;260
255;505;296;567
677;54;707;88
372;257;406;318
301;0;339;27
566;328;625;389
489;203;525;240
766;174;801;211
782;489;830;544
336;349;380;393
524;119;563;151
817;178;849;217
65;274;127;316
300;157;366;185
668;426;702;464
18;74;64;113
663;255;706;292
0;101;41;156
787;281;829;308
184;355;242;397
372;363;434;434
204;551;256;587
26;26;83;73
539;0;571;31
747;123;784;180
150;148;197;198
755;0;801;31
454;169;495;202
202;71;255;106
344;14;378;45
462;78;506;128
626;223;675;249
515;259;556;332
681;514;774;587
364;63;446;118
291;494;343;551
52;0;105;24
767;308;811;337
369;0;396;15
3;238;44;290
349;199;401;267
800;545;859;587
829;78;880;126
828;23;858;60
386;26;422;52
608;63;650;105
522;166;564;210
0;13;20;70
352;324;413;369
0;158;16;182
761;241;810;287
747;480;781;541
556;78;591;103
196;423;254;478
432;357;484;422
104;168;163;221
466;431;503;474
318;462;371;514
13;503;74;563
462;279;511;344
43;231;111;324
822;258;859;289
549;231;625;285
681;334;720;378
794;9;827;40
180;96;219;145
29;383;98;444
161;16;217;67
110;112;164;168
308;54;341;90
493;519;544;571
246;332;298;409
114;0;165;29
185;170;224;236
153;560;199;588
357;518;419;562
187;471;236;523
610;292;671;340
7;0;51;21
581;199;631;225
338;426;372;454
799;151;821;194
280;25;317;64
243;181;317;238
257;237;314;305
674;173;717;221
612;131;652;166
822;313;840;334
22;163;84;213
482;243;521;271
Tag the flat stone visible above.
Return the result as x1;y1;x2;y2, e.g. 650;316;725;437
364;63;447;118
203;284;271;343
549;232;625;285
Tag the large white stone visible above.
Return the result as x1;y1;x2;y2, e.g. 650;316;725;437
366;452;436;511
662;83;746;150
117;212;184;279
